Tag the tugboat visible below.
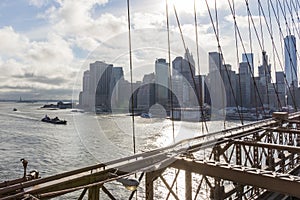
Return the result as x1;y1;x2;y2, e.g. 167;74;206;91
41;115;67;125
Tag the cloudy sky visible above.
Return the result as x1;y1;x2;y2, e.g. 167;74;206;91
0;0;296;100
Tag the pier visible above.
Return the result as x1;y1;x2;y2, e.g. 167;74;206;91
1;112;300;199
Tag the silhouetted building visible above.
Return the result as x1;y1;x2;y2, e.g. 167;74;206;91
258;51;272;106
95;63;113;112
110;67;125;110
238;62;251;108
206;62;237;110
137;73;156;111
155;58;169;104
242;53;254;74
209;52;222;73
79;61;125;112
284;35;298;87
276;71;286;108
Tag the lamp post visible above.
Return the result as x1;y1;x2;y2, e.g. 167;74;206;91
117;177;140;191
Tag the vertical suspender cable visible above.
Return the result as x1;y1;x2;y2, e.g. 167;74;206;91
173;5;211;130
268;0;281;109
165;0;176;144
257;0;283;110
126;0;136;155
227;0;267;118
233;0;244;124
258;0;270;108
214;0;227;129
269;0;298;110
247;1;259;119
194;0;209;133
205;0;244;125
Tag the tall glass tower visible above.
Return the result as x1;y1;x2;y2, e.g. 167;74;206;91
284;35;297;87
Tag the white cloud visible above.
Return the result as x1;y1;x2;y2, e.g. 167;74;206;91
26;33;73;72
73;36;100;51
0;26;29;58
41;1;127;43
0;59;25;78
132;13;166;29
0;0;291;99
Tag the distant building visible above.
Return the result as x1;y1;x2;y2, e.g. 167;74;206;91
81;70;90;109
95;63;113;112
184;48;195;68
136;73;155;111
110;67;125;110
284;35;298;87
276;71;286;107
155;58;169;104
79;61;125;112
209;52;222;73
206;62;237;110
258;51;272;106
242;53;254;75
238;62;251;108
172;49;197;107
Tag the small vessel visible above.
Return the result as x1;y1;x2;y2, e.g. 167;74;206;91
41;115;67;125
140;113;152;118
13;108;17;111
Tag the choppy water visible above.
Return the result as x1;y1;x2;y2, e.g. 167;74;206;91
0;102;239;199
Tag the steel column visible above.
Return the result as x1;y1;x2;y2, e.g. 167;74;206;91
88;185;99;200
185;171;192;200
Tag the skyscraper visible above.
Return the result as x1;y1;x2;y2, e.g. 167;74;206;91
242;53;254;75
155;58;169;103
184;48;195;68
239;62;251;108
209;52;222;73
284;35;298;87
258;51;271;106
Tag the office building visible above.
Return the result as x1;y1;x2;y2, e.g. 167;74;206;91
284;35;298;87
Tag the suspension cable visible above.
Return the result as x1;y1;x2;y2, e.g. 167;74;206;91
286;0;300;38
173;4;211;130
268;0;282;108
227;0;267;117
244;0;284;113
258;0;271;109
204;0;244;125
268;0;298;110
165;0;176;143
257;0;283;110
277;0;299;88
126;0;136;154
262;0;299;109
232;0;244;124
194;0;209;133
247;0;259;118
214;0;228;128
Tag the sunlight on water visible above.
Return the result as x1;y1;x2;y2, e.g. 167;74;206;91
0;102;241;199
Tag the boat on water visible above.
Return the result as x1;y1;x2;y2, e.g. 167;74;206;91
140;113;152;118
41;116;67;125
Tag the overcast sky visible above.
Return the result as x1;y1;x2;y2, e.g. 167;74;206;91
0;0;297;100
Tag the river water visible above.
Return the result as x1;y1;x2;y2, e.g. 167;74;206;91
0;102;240;199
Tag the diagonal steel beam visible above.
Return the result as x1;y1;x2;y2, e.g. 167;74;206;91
233;139;300;153
171;159;300;198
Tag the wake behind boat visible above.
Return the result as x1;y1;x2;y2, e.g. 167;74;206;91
41;115;67;125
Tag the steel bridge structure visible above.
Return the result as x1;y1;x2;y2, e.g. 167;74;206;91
1;112;300;199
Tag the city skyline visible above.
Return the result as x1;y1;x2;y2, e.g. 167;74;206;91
0;0;298;100
79;43;300;113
